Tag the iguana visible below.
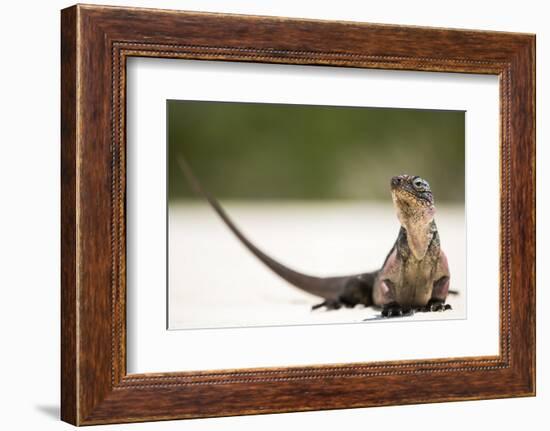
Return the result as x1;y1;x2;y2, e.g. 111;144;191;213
177;158;452;317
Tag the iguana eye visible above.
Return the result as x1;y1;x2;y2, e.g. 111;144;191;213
413;178;428;190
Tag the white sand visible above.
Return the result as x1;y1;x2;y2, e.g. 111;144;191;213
168;202;465;330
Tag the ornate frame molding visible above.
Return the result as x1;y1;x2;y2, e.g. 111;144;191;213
61;5;535;425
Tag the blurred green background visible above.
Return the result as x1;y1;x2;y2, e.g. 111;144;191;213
168;100;464;203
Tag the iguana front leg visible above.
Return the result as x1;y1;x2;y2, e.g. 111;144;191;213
379;281;414;317
373;277;398;317
420;278;451;311
419;250;452;312
372;246;404;317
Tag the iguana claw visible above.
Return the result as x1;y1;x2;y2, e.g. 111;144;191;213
381;302;413;317
417;299;452;312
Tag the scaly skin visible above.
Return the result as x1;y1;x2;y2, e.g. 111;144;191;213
372;175;451;316
178;158;452;317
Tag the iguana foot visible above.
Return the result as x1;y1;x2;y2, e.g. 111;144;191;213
312;296;360;311
312;299;343;311
417;299;452;312
381;302;413;317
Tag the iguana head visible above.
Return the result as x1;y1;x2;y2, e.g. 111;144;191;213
390;175;434;209
390;175;436;259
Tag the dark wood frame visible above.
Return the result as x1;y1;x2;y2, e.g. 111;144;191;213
61;4;535;426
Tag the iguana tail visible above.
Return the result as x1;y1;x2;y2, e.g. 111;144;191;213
176;157;350;301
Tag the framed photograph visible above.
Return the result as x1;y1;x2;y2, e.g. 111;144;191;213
164;100;466;330
61;4;535;425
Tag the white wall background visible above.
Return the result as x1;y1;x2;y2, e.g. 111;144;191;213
0;0;545;429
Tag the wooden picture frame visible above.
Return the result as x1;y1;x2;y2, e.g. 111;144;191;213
61;4;535;425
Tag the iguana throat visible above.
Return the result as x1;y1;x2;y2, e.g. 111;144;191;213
390;174;436;260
